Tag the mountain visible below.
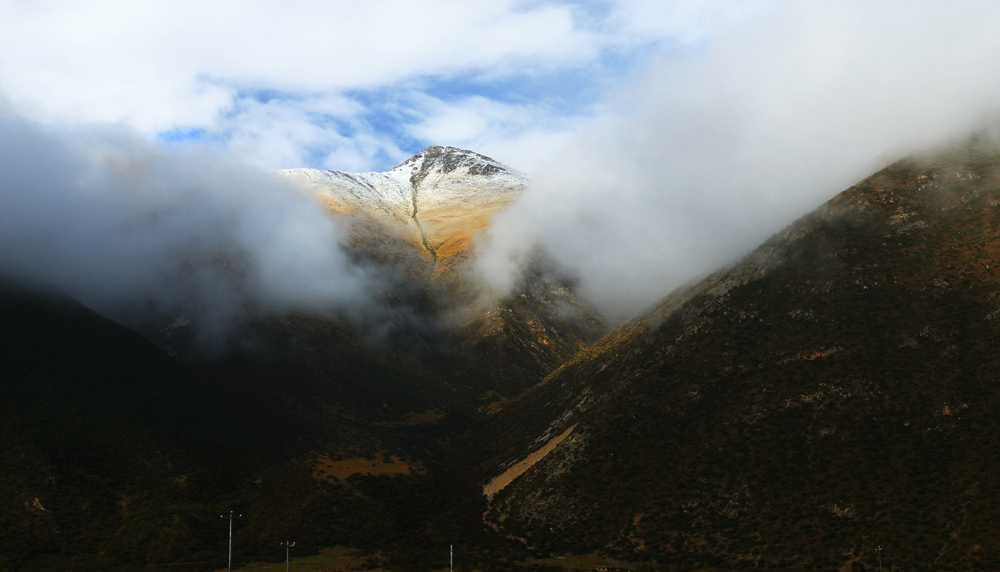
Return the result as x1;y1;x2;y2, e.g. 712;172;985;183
0;282;246;570
0;146;605;571
278;146;606;398
12;137;1000;572
280;145;525;278
476;137;1000;571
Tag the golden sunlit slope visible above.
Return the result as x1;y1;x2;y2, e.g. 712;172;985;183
280;146;524;277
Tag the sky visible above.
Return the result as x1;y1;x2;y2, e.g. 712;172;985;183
0;0;762;172
2;0;1000;330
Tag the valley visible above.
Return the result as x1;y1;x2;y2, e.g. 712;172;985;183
6;140;1000;572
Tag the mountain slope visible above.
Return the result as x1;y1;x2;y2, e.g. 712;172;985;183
0;145;606;571
0;279;503;571
0;282;245;570
478;137;1000;571
278;146;605;398
280;145;525;275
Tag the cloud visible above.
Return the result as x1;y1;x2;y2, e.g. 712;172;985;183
0;1;760;171
474;0;1000;323
213;91;410;172
403;91;590;172
0;117;368;346
10;0;997;335
0;1;594;127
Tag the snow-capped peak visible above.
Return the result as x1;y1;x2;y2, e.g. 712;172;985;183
390;146;516;184
278;146;526;260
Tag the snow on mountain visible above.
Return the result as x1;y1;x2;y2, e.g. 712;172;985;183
279;167;414;224
280;146;526;261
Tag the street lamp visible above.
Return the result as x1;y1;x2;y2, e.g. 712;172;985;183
877;545;882;572
280;540;296;572
220;511;242;572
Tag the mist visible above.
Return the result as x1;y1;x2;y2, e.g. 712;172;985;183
473;0;1000;323
0;117;368;346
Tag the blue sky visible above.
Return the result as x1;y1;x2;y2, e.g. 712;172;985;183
0;0;754;172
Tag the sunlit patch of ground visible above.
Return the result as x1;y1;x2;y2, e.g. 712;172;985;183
421;204;507;259
483;425;575;499
312;454;423;482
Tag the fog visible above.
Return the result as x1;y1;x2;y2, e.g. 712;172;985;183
4;1;1000;343
473;1;1000;323
0;117;368;346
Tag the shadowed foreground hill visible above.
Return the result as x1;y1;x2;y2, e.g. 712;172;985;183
0;283;239;570
0;281;519;571
478;138;1000;571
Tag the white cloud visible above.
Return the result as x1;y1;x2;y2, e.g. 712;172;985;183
0;1;595;127
10;0;996;330
214;93;409;171
404;92;589;171
475;0;1000;322
0;0;767;171
0;117;371;346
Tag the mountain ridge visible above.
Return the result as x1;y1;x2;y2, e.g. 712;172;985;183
12;137;1000;571
475;137;1000;571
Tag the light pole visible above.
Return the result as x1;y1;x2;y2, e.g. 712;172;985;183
280;540;296;572
877;545;882;572
450;544;453;572
220;511;242;572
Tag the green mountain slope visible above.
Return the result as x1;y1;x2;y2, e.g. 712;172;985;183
478;138;1000;571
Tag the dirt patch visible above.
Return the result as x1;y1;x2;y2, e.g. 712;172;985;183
484;425;575;500
313;454;423;482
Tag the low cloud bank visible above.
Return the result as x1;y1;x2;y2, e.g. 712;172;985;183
473;0;1000;323
0;117;368;346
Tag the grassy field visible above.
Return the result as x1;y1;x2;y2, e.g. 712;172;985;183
214;547;385;572
220;548;647;572
521;553;638;571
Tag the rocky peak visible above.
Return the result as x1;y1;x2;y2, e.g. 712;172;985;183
391;146;513;187
279;146;526;267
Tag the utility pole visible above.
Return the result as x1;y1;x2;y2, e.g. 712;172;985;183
220;511;242;572
877;545;882;572
280;541;296;572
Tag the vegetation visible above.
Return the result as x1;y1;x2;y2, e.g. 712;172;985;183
8;138;1000;570
480;138;1000;570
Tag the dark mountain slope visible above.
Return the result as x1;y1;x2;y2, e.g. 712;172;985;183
0;283;489;571
0;147;609;571
449;253;607;399
0;283;242;570
478;138;1000;571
